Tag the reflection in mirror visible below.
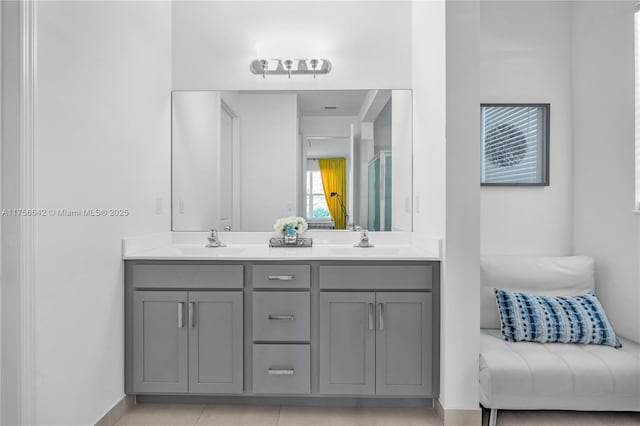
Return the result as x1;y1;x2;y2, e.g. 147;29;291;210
172;90;412;232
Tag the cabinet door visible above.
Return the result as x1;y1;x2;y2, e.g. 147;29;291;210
188;291;243;393
319;292;375;395
375;292;432;396
133;291;188;393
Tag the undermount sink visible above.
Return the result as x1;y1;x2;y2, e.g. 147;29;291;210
177;247;247;256
329;247;403;256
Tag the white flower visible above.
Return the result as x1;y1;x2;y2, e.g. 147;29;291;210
295;216;308;233
273;216;308;235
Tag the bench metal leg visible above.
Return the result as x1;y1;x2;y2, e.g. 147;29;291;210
488;408;498;426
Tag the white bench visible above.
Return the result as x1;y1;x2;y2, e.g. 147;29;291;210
479;256;640;426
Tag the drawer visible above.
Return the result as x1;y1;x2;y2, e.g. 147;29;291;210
132;263;243;289
252;265;310;289
319;264;432;290
252;344;310;394
252;292;310;342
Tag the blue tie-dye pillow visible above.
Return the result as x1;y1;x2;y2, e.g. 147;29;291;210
495;289;622;348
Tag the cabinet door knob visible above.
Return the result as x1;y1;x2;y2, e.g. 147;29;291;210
368;303;374;330
268;368;294;375
379;303;384;330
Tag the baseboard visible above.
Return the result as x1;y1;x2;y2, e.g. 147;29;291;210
436;399;482;426
94;395;135;426
435;398;444;419
136;394;433;408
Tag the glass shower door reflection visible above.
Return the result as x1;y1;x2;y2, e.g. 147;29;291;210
368;158;380;231
384;156;392;231
367;152;392;231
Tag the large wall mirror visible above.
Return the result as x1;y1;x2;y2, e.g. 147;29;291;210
172;90;413;232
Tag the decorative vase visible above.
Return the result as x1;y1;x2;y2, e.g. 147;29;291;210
283;232;297;245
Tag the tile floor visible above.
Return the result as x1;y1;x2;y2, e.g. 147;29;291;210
114;404;640;426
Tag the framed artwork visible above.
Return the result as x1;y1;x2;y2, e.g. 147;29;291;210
481;103;550;186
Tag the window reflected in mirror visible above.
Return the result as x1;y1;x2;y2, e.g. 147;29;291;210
306;169;332;223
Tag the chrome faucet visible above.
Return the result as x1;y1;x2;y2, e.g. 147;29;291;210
354;227;375;248
206;229;226;248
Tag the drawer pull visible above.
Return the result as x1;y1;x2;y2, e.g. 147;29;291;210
268;275;294;281
268;368;295;375
268;314;295;321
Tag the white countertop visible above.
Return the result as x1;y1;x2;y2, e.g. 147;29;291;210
124;243;439;261
122;232;441;261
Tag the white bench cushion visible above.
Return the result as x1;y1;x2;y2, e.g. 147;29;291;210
481;256;595;329
480;329;640;411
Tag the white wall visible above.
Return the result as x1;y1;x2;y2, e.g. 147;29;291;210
572;1;640;341
302;116;356;138
172;91;220;230
1;1;21;423
33;2;171;424
411;1;446;238
373;100;392;153
356;128;373;229
412;0;480;415
479;0;640;348
306;138;350;159
480;1;574;256
392;91;413;231
172;1;412;90
0;2;3;419
221;91;242;229
237;94;298;231
441;0;481;416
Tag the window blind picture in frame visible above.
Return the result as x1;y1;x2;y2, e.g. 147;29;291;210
481;104;550;186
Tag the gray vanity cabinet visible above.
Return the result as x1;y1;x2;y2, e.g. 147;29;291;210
319;291;432;396
319;292;376;395
375;292;432;396
126;260;439;404
132;290;243;394
188;291;243;394
133;291;188;393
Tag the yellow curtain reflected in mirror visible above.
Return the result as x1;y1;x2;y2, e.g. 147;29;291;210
318;158;347;229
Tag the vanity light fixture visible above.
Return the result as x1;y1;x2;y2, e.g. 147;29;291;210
250;58;332;78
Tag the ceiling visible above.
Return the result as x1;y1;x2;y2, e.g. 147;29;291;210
221;89;393;117
296;90;370;116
